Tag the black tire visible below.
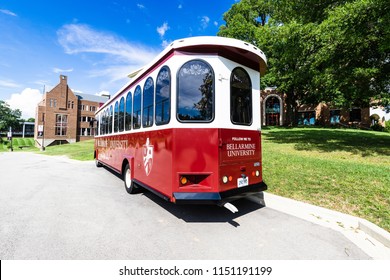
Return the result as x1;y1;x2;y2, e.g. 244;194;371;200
95;159;103;167
124;163;137;194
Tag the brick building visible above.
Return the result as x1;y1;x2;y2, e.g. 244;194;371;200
34;75;108;148
260;89;370;127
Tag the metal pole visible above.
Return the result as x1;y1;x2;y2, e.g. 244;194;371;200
41;122;45;151
8;126;13;152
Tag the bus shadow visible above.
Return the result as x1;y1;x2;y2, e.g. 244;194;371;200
140;191;266;227
100;166;267;226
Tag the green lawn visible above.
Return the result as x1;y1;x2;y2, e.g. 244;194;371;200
0;137;37;152
261;127;390;232
37;139;95;161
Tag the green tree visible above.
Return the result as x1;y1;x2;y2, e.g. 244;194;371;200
218;0;390;124
263;21;318;124
312;0;390;107
0;100;22;134
218;0;271;43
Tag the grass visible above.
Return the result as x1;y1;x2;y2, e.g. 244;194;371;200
0;137;94;161
261;127;390;232
0;137;37;152
38;139;95;161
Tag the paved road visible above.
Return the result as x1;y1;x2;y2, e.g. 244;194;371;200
0;152;370;260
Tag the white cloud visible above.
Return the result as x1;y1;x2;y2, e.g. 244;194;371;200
214;21;218;27
96;90;110;97
57;24;158;66
200;16;210;29
53;67;74;73
0;79;20;88
161;40;171;48
178;4;183;9
6;88;42;119
157;22;170;38
0;9;17;17
137;4;145;9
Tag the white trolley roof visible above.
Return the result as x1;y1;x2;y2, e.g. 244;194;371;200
97;36;267;113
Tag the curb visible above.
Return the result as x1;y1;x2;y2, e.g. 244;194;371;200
247;192;390;259
358;219;390;249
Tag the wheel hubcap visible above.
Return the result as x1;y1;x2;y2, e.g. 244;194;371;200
125;169;131;188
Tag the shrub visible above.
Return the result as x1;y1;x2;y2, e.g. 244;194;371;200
371;123;384;132
385;121;390;133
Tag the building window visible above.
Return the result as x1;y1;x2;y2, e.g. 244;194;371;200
125;91;132;131
230;67;252;125
177;60;214;122
80;128;91;136
297;111;316;125
119;97;125;132
50;99;57;108
330;109;341;124
133;86;142;129
79;104;86;111
155;66;171;125
68;101;74;109
143;77;154;127
79;116;92;122
90;106;96;112
350;108;361;122
55;114;68;136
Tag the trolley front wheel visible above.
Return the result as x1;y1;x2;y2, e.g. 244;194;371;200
124;163;137;194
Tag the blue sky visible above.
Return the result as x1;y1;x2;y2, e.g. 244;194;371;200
0;0;237;118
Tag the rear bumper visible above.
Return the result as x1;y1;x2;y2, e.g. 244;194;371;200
173;181;267;205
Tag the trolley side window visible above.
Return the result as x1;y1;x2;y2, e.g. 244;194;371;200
104;108;108;134
99;113;104;135
143;77;154;128
119;96;125;132
125;91;132;131
155;66;171;125
177;60;214;122
108;105;113;134
114;101;119;133
230;67;252;125
133;85;142;129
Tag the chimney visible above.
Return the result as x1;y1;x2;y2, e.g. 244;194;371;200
60;75;67;84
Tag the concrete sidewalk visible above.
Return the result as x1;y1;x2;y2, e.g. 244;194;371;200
248;192;390;259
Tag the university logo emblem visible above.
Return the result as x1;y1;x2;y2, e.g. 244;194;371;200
143;138;153;176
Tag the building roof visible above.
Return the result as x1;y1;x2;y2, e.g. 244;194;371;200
76;93;108;103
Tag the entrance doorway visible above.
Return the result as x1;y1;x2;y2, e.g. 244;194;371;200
265;96;281;126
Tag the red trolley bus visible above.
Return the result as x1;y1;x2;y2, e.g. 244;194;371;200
94;36;267;211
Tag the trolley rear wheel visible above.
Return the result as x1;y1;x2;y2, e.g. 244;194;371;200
95;159;103;167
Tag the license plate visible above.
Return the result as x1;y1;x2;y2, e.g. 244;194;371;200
237;177;249;188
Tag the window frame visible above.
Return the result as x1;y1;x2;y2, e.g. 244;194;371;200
125;91;132;131
55;114;68;136
119;96;125;132
133;85;142;129
155;66;171;126
142;77;154;128
176;59;215;123
114;101;119;133
230;67;253;126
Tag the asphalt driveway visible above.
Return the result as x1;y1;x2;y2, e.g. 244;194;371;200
0;152;370;259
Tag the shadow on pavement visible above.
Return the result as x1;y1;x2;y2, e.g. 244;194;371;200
140;191;266;227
